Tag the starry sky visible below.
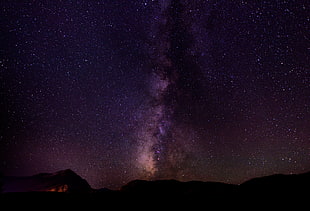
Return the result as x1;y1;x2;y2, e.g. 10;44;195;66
0;0;309;189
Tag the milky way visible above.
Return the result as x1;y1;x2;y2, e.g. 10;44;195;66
1;0;309;189
135;0;207;179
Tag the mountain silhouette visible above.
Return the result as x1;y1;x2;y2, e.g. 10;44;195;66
240;171;310;196
0;170;309;208
1;170;309;195
1;169;91;193
120;179;238;198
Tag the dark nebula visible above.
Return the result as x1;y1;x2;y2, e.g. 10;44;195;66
0;0;309;189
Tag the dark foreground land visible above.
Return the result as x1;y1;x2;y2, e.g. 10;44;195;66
1;171;309;208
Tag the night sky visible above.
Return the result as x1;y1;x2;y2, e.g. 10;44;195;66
1;0;309;189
